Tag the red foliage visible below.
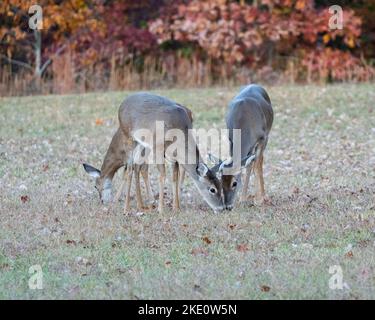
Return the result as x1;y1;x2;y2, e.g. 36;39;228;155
71;2;157;68
149;0;372;81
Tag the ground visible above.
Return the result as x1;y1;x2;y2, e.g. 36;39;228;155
0;84;374;299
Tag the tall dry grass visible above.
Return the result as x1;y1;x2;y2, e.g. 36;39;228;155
0;51;374;96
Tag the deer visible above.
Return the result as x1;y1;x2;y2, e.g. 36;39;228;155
83;104;193;211
211;84;273;210
82;128;154;209
118;92;224;213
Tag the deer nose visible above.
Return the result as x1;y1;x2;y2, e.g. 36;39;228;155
226;205;233;211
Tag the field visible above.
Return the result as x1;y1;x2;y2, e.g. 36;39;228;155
0;84;374;299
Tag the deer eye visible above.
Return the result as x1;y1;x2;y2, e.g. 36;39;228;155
232;181;237;188
209;187;217;194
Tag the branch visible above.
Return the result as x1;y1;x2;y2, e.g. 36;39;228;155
0;53;33;71
39;44;67;75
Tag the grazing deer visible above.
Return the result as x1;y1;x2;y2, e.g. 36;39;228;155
119;92;224;213
212;84;273;210
83;102;193;211
83;128;154;208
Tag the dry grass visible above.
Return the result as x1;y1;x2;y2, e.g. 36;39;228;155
0;84;374;299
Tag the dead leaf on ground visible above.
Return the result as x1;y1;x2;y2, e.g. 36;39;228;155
261;285;271;292
236;244;249;252
202;236;212;245
95;118;104;125
228;224;236;230
20;195;29;203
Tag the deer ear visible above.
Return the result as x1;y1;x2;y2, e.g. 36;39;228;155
196;163;209;177
83;163;101;178
208;153;221;165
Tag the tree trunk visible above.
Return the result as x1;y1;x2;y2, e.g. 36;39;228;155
33;29;42;91
34;29;42;76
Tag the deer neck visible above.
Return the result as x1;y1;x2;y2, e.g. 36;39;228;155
99;129;126;185
179;146;202;180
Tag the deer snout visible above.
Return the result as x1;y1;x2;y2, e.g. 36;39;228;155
213;205;225;213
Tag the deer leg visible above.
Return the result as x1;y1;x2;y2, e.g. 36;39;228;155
178;165;185;193
254;154;266;205
141;165;155;208
124;164;133;213
240;165;252;203
157;164;166;213
134;164;145;210
172;162;180;212
112;165;127;205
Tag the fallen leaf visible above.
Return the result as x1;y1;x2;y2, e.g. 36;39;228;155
66;239;77;245
236;244;249;252
20;195;29;203
165;261;171;267
95;118;104;125
42;164;49;171
261;285;271;292
345;251;354;258
202;236;212;245
228;224;236;230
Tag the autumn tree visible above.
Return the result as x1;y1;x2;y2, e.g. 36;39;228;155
0;0;101;78
149;0;372;81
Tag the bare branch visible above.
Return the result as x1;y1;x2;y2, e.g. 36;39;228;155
39;44;67;75
0;53;33;71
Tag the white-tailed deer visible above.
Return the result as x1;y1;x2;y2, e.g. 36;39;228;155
112;102;192;211
119;92;224;213
83;101;193;211
212;84;273;209
83;128;154;208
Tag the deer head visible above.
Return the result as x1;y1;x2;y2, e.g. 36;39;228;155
83;163;113;204
210;153;256;210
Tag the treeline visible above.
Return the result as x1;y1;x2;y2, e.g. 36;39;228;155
0;0;374;96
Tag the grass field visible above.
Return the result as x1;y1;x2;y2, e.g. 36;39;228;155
0;84;374;299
